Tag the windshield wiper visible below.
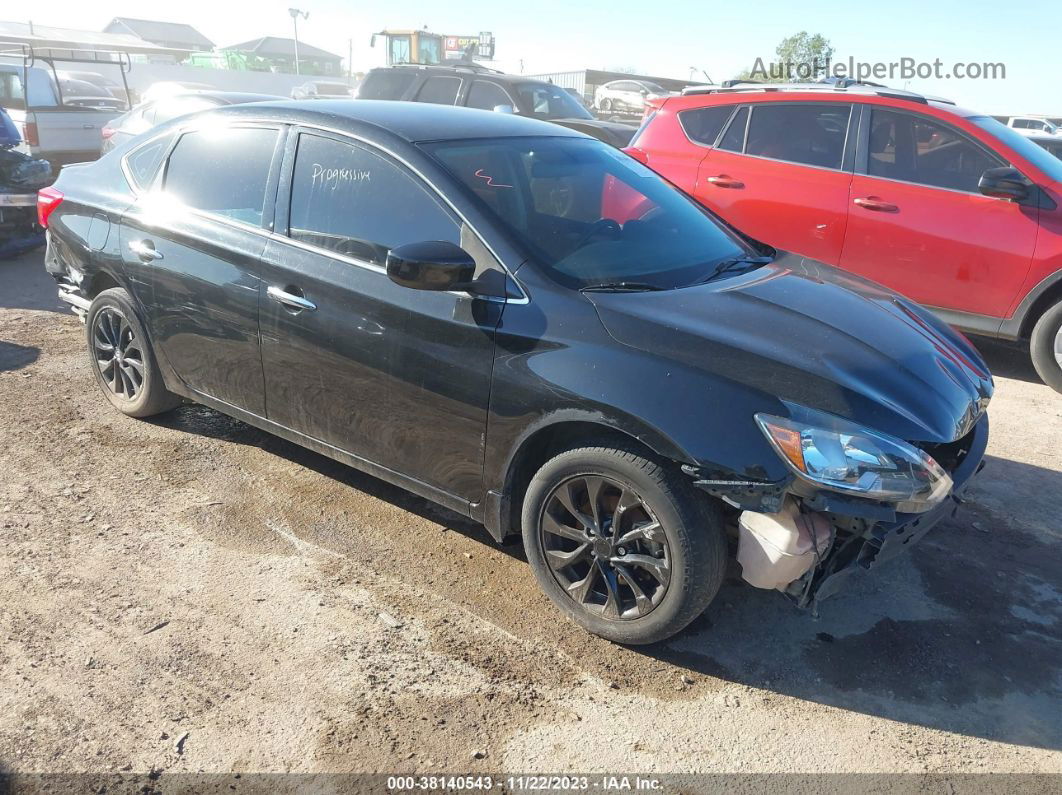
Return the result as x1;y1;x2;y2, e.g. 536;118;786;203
694;256;773;285
580;281;664;293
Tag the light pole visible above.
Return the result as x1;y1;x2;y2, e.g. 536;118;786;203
288;8;309;75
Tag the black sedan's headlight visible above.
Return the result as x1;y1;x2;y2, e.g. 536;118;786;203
755;406;952;513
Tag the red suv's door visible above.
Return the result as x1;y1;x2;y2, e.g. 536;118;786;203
840;105;1039;318
695;102;855;265
632;104;736;194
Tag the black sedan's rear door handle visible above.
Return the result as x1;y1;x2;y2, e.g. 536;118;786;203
267;285;317;312
129;239;163;262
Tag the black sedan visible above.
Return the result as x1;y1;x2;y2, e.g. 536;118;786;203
40;101;992;644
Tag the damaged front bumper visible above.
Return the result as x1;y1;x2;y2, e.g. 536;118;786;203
688;412;990;609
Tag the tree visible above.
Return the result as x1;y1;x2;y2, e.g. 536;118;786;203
734;32;835;83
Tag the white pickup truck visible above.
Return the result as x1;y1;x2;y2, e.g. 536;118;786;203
1006;116;1061;137
0;61;126;167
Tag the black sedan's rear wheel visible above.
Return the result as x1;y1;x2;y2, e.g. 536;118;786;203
522;445;727;645
86;288;181;418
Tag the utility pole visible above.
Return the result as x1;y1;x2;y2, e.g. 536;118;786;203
288;8;309;75
348;38;352;79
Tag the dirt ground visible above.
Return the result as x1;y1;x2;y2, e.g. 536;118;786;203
1;249;1061;778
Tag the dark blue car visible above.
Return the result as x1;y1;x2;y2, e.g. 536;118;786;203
0;106;51;258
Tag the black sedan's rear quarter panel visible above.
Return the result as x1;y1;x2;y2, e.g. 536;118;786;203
46;157;139;300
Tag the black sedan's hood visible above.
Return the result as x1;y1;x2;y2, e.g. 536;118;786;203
550;118;638;147
585;254;993;445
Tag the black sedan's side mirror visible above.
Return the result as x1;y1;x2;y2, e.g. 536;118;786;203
978;166;1031;201
386;241;476;291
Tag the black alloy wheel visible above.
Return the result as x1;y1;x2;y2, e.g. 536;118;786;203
522;445;727;644
86;287;182;418
540;475;671;620
92;306;145;401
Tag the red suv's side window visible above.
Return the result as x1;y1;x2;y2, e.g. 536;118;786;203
717;106;749;152
745;104;851;170
866;108;1004;193
677;105;735;147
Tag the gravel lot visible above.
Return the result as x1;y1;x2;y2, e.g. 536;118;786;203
1;248;1060;777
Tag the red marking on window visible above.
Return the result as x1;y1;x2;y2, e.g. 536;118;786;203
474;168;512;188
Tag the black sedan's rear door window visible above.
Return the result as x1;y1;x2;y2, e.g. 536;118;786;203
163;127;279;226
124;133;172;191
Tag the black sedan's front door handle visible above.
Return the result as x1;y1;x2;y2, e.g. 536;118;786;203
267;285;317;312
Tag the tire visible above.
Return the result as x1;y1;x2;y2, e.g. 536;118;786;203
599;97;612;113
1030;299;1062;393
521;445;727;645
86;287;182;418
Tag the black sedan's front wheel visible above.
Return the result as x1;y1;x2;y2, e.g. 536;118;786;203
522;445;727;645
86;288;181;418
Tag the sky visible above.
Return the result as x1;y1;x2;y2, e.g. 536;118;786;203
21;0;1062;114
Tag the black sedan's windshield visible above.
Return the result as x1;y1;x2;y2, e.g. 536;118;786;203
424;136;755;290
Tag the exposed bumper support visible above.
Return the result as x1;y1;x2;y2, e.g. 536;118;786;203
0;193;37;207
58;286;91;322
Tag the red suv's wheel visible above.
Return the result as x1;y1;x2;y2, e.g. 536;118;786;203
1030;300;1062;393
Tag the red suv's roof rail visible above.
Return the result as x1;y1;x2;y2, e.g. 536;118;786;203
680;82;955;106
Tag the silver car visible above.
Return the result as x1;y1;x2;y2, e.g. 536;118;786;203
594;79;669;115
100;91;282;154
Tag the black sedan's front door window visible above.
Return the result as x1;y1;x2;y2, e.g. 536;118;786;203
286;133;459;264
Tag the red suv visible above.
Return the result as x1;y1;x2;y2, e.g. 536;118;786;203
626;83;1062;392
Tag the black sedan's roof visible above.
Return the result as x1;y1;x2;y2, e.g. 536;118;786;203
210;99;585;143
203;91;286;104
